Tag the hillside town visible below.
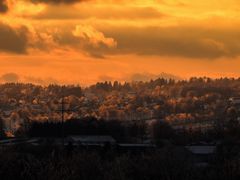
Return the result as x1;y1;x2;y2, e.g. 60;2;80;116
0;77;240;137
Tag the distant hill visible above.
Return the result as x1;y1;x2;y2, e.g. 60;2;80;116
129;72;182;82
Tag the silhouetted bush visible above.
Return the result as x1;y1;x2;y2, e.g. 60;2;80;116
0;146;240;180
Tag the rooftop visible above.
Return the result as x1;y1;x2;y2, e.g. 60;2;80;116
69;135;116;144
185;146;216;155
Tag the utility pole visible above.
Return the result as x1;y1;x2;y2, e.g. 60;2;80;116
59;86;79;146
0;118;5;138
61;94;65;146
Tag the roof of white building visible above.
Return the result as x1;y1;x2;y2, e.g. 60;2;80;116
69;135;116;144
185;146;216;155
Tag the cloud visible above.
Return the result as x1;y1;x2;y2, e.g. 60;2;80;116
0;22;29;54
72;25;117;57
0;20;63;54
73;25;117;48
50;24;117;57
0;0;8;13
0;0;90;15
1;20;240;59
0;73;19;83
100;25;240;59
98;72;182;83
129;72;182;82
0;21;116;56
33;5;165;20
98;75;114;82
30;0;89;4
1;0;239;60
24;76;59;85
0;72;60;85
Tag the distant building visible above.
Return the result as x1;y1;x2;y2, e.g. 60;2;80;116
0;136;117;147
229;97;240;105
186;145;216;155
185;145;216;167
117;143;156;152
68;135;116;146
127;91;137;98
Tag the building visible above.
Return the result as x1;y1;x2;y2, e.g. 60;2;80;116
118;143;156;152
229;97;240;106
185;145;216;167
0;136;117;147
68;135;116;146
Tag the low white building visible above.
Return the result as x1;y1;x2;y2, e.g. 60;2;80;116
68;135;116;146
229;97;240;105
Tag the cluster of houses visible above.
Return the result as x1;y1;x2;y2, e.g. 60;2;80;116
229;97;240;106
0;135;223;168
229;97;240;121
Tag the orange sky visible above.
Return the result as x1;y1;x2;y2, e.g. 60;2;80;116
0;0;240;85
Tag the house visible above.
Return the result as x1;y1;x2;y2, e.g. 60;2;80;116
68;135;116;146
185;145;216;167
229;97;240;105
118;143;156;152
0;138;32;146
3;110;12;117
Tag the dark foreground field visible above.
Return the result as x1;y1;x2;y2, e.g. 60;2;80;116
0;143;239;180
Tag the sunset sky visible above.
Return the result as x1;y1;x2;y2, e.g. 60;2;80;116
0;0;240;85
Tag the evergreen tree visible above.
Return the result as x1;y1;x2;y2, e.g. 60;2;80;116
0;118;5;138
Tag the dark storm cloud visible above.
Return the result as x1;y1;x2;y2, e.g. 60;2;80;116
0;0;89;14
51;25;117;58
30;0;89;4
33;6;165;20
49;25;240;59
101;26;240;59
0;23;29;54
0;0;8;13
